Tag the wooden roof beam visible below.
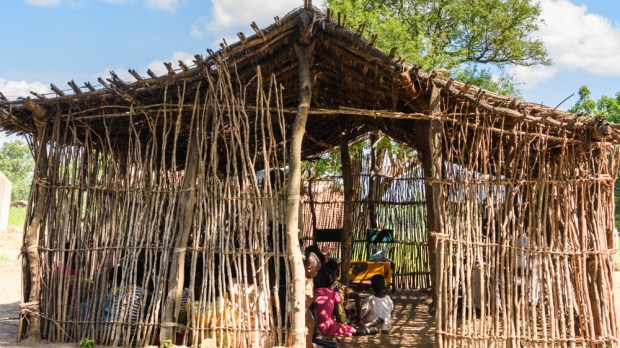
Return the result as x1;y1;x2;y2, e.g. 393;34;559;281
147;69;158;79
356;24;366;37
251;21;266;40
29;91;46;100
129;69;144;81
389;47;398;58
369;34;378;46
237;32;247;44
193;54;205;65
68;80;82;95
50;83;65;97
109;71;126;87
97;77;111;90
0;92;7;102
338;13;347;27
178;61;190;71
23;97;46;119
85;82;96;92
164;62;175;75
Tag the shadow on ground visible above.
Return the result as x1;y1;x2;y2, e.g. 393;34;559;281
339;289;435;348
0;301;19;346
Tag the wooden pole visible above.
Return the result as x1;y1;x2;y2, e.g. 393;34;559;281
160;118;200;341
416;83;443;302
414;83;443;348
368;131;378;230
21;98;49;339
287;11;315;346
309;179;318;244
340;128;354;286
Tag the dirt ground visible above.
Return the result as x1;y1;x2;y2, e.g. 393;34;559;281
0;229;618;348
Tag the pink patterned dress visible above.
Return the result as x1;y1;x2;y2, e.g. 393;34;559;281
313;287;356;337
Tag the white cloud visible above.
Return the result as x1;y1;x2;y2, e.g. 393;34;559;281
96;52;195;84
0;77;50;101
537;0;620;76
98;67;133;83
195;0;325;40
191;16;210;38
145;0;179;12
145;51;195;76
24;0;61;6
510;65;558;89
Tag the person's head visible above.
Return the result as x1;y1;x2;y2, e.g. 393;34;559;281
370;274;387;296
313;266;335;289
324;260;340;280
304;245;325;279
304;252;321;279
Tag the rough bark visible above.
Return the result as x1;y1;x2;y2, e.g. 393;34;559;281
21;98;49;339
287;15;315;346
160;129;200;341
339;128;354;286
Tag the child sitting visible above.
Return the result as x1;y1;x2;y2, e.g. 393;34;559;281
361;274;394;333
313;267;356;337
323;260;362;326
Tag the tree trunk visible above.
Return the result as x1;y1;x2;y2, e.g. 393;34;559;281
20;99;49;340
415;83;443;308
368;132;378;230
160;128;200;341
339;128;354;286
287;19;315;346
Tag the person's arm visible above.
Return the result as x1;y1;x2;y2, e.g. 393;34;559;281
333;291;342;323
345;287;363;325
360;296;372;323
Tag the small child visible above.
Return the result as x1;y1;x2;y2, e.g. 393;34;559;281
361;274;393;333
313;267;356;337
323;260;362;325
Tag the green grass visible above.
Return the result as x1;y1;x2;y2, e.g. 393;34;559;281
8;207;27;227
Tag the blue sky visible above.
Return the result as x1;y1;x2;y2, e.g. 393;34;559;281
1;0;619;135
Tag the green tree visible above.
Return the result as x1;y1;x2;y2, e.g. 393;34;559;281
324;0;551;96
0;140;34;202
569;86;620;226
569;85;620;123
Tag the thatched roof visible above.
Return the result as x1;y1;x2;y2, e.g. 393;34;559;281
1;6;618;161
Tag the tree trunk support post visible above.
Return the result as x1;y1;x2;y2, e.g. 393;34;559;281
339;128;354;286
160;123;200;341
287;11;315;348
415;82;444;309
368;131;378;230
21;98;49;340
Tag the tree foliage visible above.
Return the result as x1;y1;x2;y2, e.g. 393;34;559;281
0;140;34;202
305;0;552;179
325;0;549;69
569;86;620;226
569;86;620;123
324;0;550;96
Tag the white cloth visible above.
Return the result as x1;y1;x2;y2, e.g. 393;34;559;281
361;295;393;331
